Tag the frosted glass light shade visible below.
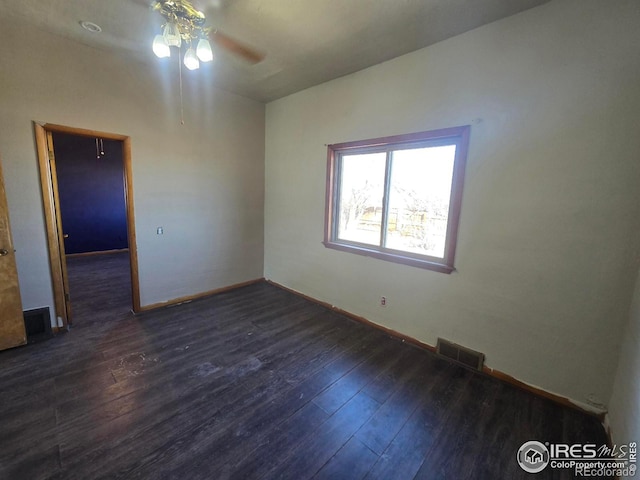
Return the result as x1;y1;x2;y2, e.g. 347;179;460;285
163;22;182;47
184;47;200;70
196;38;213;62
152;34;170;58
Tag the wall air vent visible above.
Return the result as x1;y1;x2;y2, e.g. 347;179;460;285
436;338;484;371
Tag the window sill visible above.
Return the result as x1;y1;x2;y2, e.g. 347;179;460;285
322;241;455;274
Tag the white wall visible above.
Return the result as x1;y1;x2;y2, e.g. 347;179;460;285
609;270;640;446
264;0;640;408
0;16;265;318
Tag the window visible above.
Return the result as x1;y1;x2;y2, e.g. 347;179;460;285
323;126;470;273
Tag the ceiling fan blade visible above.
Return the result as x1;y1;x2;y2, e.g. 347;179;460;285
209;30;265;64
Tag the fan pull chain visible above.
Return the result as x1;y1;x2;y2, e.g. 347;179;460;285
178;50;185;125
96;138;106;159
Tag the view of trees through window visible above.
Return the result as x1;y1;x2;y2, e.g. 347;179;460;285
325;126;469;272
336;145;456;259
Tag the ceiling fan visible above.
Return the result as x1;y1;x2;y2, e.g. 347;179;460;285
151;0;265;67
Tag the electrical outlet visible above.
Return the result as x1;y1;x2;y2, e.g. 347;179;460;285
380;296;387;307
157;227;164;235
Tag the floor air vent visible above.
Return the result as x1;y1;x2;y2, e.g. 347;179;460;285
436;338;484;371
24;307;52;343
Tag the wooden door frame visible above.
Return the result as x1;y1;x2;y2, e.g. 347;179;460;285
34;122;141;327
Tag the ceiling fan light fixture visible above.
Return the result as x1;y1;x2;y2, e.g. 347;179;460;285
163;22;182;48
196;38;214;62
184;47;200;70
152;34;171;58
150;0;264;124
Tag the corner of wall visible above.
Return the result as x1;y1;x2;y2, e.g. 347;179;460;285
607;267;640;445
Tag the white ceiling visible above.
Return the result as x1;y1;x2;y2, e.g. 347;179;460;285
0;0;550;102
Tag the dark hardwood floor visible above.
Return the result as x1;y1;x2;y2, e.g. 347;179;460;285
0;252;610;479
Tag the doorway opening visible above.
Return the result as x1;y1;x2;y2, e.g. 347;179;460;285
34;123;141;328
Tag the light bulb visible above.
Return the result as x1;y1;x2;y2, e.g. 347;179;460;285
152;34;170;58
163;22;182;48
184;47;200;70
196;38;213;62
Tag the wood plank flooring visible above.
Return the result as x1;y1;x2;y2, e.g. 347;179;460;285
0;252;611;479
